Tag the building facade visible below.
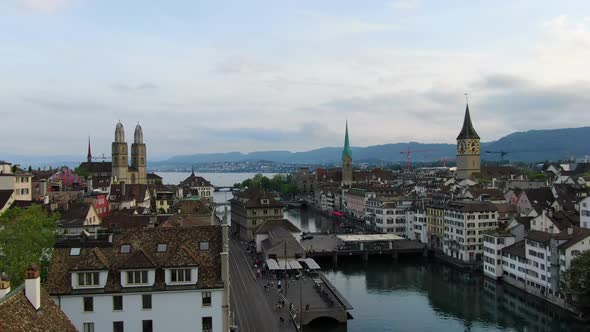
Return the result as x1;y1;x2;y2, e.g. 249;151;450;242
443;201;498;262
456;104;481;179
46;226;229;332
230;189;284;241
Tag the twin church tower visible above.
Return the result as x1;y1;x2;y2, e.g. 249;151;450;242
111;122;147;184
340;102;480;181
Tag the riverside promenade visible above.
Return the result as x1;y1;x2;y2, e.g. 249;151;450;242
230;237;352;331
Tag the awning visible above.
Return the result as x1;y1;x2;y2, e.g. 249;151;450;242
298;258;321;270
288;259;303;270
266;258;280;270
276;258;292;270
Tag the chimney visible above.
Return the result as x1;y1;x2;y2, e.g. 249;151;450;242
0;273;10;299
121;182;126;197
24;264;41;310
568;227;573;235
548;208;553;218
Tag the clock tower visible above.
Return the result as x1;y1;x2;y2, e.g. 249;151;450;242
456;103;480;179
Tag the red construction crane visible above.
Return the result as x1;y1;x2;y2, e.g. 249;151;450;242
399;147;437;172
440;157;456;168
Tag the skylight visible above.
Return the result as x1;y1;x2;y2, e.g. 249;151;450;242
70;247;81;256
120;244;131;254
157;243;168;252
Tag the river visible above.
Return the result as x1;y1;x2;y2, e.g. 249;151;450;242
158;172;588;332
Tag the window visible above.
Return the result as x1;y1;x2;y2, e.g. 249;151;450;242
70;247;81;256
113;296;123;311
171;269;192;282
78;272;100;286
202;291;212;306
199;241;209;251
83;297;94;312
142;320;153;332
127;271;148;285
120;244;131;254
83;323;94;332
157;243;168;252
142;294;152;309
202;317;213;332
113;321;124;332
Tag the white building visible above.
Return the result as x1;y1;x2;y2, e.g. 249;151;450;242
365;199;409;237
482;232;516;279
580;196;590;229
500;240;528;284
443;201;498;262
406;209;427;244
46;226;230;332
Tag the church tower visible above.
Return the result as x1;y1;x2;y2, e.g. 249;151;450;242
131;123;147;184
342;121;353;186
456;103;481;179
112;122;129;184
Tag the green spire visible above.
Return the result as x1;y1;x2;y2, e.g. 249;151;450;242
342;120;352;160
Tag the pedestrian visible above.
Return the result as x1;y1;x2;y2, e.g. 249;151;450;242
264;285;268;292
279;317;284;324
277;279;282;290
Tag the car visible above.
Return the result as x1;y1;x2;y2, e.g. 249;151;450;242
302;234;314;240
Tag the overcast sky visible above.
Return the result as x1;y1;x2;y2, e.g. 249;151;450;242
2;0;590;159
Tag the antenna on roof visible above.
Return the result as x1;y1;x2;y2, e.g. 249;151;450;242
465;92;469;104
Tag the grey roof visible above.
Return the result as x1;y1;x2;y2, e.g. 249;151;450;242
503;240;526;258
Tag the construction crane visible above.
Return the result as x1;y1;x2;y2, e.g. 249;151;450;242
440;157;456;168
400;146;437;172
91;153;111;162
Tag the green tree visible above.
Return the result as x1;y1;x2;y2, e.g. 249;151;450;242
0;205;58;285
561;251;590;314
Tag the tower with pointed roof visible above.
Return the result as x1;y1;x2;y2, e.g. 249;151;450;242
456;103;481;179
87;137;92;163
111;121;148;185
112;121;129;184
342;121;353;186
131;123;147;184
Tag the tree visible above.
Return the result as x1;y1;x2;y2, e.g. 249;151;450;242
561;250;590;314
0;205;58;285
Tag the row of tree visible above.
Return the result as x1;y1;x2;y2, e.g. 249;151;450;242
233;173;298;197
0;206;58;285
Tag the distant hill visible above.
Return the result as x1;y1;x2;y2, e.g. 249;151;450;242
160;127;590;165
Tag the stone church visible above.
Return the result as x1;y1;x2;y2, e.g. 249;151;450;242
111;122;147;185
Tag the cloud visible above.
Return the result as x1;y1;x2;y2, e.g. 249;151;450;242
215;57;275;75
21;0;68;12
22;97;107;112
386;0;423;10
111;82;159;93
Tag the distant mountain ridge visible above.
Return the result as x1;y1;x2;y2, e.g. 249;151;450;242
160;127;590;164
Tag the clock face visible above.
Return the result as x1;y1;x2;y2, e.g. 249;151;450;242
465;139;480;154
457;140;466;154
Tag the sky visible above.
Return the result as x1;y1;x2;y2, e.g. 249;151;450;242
2;0;590;160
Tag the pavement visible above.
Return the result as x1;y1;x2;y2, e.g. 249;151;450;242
229;238;297;332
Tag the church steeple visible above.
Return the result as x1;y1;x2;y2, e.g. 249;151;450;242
87;137;92;163
342;120;352;160
341;120;353;186
456;103;480;140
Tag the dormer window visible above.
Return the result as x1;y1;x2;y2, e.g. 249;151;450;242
77;272;100;286
261;199;269;205
157;243;168;252
170;269;192;283
127;271;148;285
70;248;81;256
120;244;131;254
